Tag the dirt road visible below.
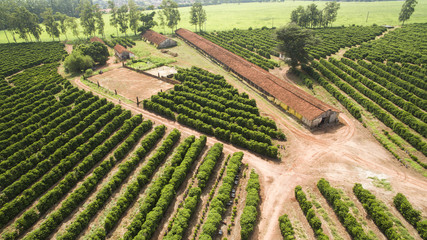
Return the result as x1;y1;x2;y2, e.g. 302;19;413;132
73;76;427;240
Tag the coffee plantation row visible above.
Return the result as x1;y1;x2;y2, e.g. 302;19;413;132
143;66;285;158
0;42;263;240
281;179;426;240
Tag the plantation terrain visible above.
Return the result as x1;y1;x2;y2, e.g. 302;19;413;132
1;13;427;240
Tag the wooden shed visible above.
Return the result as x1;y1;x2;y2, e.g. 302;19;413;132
142;29;177;49
176;28;340;128
114;44;135;60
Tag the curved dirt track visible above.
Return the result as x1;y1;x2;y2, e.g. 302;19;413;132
74;76;427;240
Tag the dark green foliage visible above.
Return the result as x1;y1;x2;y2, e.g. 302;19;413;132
76;41;109;65
240;170;260;240
199;152;243;239
353;183;404;240
294;186;329;239
278;214;296;240
393;193;425;239
317;179;371;240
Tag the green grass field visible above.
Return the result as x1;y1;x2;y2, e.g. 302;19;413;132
1;0;426;43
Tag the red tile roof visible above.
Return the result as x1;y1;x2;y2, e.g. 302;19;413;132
114;44;134;55
175;28;339;121
90;36;105;45
142;29;168;45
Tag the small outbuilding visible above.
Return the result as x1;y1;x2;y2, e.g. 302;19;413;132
90;36;106;46
142;29;177;49
114;44;135;60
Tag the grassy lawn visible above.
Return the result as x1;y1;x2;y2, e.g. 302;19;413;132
1;0;427;43
126;56;176;71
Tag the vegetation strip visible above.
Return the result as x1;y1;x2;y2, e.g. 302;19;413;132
278;214;296;240
294;186;329;239
56;120;159;240
240;169;260;240
317;179;371;239
393;193;426;239
199;151;243;239
164;142;224;240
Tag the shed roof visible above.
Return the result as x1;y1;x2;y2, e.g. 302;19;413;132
90;36;105;45
176;28;339;121
114;44;134;55
142;29;168;45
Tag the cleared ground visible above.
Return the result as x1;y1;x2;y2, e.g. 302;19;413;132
88;67;174;102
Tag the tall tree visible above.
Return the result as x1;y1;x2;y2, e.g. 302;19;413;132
42;8;60;41
323;2;340;27
306;4;320;28
12;6;42;42
138;12;157;33
117;4;129;35
55;12;69;39
128;0;140;35
159;0;180;33
66;16;80;39
276;23;318;69
79;0;96;37
94;5;105;38
399;0;417;25
108;0;119;36
0;1;13;43
189;2;207;32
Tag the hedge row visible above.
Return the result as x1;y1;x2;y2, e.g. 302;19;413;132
353;183;403;239
393;193;426;239
57;120;156;240
294;186;329;240
199;151;243;239
278;214;296;240
164;143;224;240
317;179;371;239
21;115;142;240
240;169;260;240
124;136;206;240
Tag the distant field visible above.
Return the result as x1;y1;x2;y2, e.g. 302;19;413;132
0;0;426;43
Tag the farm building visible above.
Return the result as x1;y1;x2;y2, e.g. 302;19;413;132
90;36;106;45
176;28;340;128
114;44;135;60
142;29;177;49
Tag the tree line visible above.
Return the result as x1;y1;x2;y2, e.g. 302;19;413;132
0;0;207;43
290;2;340;28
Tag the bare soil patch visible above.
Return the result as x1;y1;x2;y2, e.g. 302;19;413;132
88;67;174;102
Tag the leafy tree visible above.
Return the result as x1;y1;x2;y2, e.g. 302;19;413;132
12;6;42;42
138;12;157;33
189;2;207;32
276;23;318;69
77;41;109;65
42;8;60;41
128;0;140;35
108;0;119;36
94;5;105;38
79;0;96;37
306;4;320;28
0;1;14;43
64;50;94;73
399;0;417;25
117;5;129;36
159;0;181;33
55;12;68;39
65;16;79;39
323;2;340;27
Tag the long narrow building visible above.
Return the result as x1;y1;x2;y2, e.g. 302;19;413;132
176;28;340;128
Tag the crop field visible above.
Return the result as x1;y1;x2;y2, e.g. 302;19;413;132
1;1;427;239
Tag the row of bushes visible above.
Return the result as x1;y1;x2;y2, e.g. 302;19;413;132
199;152;243;239
353;183;402;239
294;186;329;239
21;115;143;240
1;109;127;234
393;193;426;239
58;123;172;240
143;99;176;121
123;136;206;240
316;179;371;239
278;214;296;240
0;99;115;208
311;60;427;156
240;170;260;240
164;143;224;240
